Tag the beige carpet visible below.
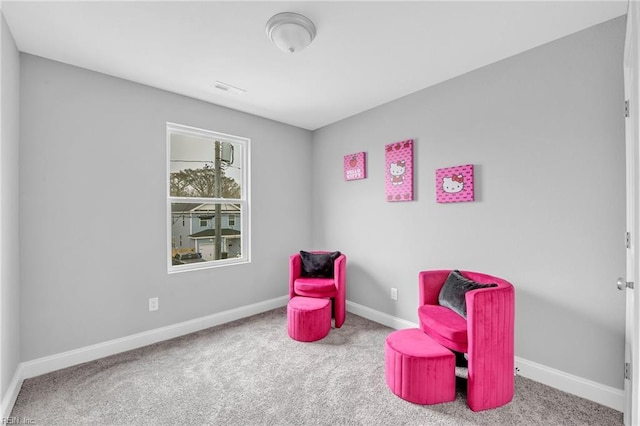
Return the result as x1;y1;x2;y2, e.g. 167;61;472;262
11;307;623;425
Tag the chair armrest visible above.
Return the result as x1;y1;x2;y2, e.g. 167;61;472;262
334;254;347;297
418;270;451;306
465;280;515;410
466;283;515;357
289;254;302;299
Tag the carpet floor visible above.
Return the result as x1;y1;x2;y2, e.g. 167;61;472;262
11;307;623;425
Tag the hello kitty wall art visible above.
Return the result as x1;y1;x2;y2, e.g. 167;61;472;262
436;164;474;203
385;139;413;202
343;152;367;181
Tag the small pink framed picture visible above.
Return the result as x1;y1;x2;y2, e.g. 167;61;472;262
436;164;474;203
344;152;367;181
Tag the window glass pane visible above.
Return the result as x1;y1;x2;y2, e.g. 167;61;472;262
170;133;243;198
171;202;242;265
167;123;249;272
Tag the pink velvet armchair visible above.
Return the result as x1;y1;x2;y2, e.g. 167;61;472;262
289;251;346;328
418;270;515;411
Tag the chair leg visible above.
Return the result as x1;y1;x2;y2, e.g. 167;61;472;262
454;351;468;368
467;353;514;411
334;297;345;328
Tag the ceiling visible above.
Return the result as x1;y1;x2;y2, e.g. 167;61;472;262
1;1;629;130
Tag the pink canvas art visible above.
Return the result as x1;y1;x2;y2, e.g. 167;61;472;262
344;152;366;181
436;164;474;203
385;139;413;202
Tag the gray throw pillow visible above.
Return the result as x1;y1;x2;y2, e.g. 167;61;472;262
438;270;497;318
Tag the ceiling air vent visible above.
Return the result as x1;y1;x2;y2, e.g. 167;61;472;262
213;81;246;95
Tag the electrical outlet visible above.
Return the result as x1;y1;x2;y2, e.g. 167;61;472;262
514;367;520;376
149;297;159;312
390;288;398;300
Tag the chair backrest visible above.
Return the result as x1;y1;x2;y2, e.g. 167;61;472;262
289;252;346;298
418;268;515;360
418;269;512;307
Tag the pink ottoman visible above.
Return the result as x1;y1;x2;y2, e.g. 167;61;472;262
287;297;331;342
385;328;455;405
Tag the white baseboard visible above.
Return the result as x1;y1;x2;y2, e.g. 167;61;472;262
346;300;418;330
0;364;25;420
514;357;624;412
21;295;289;380
2;296;624;416
346;301;625;412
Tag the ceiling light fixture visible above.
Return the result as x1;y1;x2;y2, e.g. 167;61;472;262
266;12;316;53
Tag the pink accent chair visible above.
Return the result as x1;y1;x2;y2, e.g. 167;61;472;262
289;252;346;328
418;270;515;411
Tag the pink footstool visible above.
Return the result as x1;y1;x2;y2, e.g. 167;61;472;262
385;328;455;405
287;296;331;342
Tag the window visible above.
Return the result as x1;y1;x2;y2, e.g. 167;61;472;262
167;123;250;272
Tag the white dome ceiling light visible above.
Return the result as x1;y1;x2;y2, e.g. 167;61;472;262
266;12;316;53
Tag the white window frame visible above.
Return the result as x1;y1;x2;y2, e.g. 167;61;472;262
167;122;250;273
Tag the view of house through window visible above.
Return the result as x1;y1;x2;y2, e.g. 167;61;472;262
167;123;249;272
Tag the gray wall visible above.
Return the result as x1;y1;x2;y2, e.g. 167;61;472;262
312;17;626;388
19;54;313;361
1;10;21;406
